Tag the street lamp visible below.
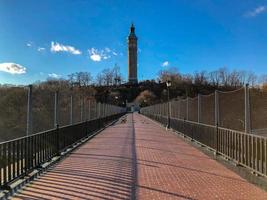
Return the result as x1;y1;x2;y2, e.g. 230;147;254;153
166;80;171;129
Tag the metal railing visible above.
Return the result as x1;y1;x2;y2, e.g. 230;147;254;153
0;111;125;189
141;103;267;178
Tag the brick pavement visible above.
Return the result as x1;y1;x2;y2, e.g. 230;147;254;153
12;113;267;200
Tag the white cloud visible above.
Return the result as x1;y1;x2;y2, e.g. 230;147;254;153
37;47;45;52
26;43;32;47
162;61;169;67
0;63;26;74
246;6;267;17
50;41;82;55
90;54;102;62
88;47;115;62
48;73;61;79
112;51;118;56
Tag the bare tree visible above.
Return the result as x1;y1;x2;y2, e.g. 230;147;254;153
194;71;208;85
113;64;123;85
158;67;182;84
101;68;113;86
95;73;104;86
68;72;92;86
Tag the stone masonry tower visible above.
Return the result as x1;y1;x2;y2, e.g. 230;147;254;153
128;23;138;84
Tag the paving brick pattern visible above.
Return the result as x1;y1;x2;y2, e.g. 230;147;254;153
12;113;267;200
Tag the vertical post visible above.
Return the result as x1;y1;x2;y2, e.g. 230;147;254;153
26;85;33;136
88;99;91;121
98;102;100;119
166;87;170;129
70;94;73;125
215;90;219;126
80;97;83;122
198;94;201;123
186;97;189;121
178;100;181;119
103;104;105;118
214;90;219;155
245;84;251;133
54;90;59;128
169;101;172;118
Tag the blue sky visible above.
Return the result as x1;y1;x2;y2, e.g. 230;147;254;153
1;0;267;85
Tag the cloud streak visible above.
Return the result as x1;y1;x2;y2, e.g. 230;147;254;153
246;6;267;17
0;63;27;74
51;41;82;55
37;47;45;52
48;73;61;78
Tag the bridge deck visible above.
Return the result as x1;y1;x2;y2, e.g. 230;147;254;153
12;113;267;200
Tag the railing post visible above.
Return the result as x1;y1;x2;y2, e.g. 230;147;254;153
198;94;201;123
178;100;181;119
214;90;219;155
56;124;60;155
186;97;189;121
26;85;33;136
245;84;251;133
215;90;219;127
88;99;91;121
70;94;73;125
54;90;59;128
80;97;83;122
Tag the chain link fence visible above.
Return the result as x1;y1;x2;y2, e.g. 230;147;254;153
0;86;125;142
199;93;215;125
250;88;267;135
188;97;198;122
0;87;27;141
218;88;245;131
141;85;267;136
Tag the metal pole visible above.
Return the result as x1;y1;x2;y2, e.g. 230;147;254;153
98;102;100;119
245;84;251;133
26;85;33;136
54;90;59;128
178;101;181;119
186;97;189;121
198;94;201;123
214;90;219;156
166;87;170;129
215;90;219;126
88;99;91;121
169;101;172;118
80;97;83;122
70;95;73;125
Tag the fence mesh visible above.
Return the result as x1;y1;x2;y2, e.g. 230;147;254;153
32;87;54;133
200;93;215;125
59;91;71;126
218;88;245;131
179;99;187;119
188;97;198;122
250;88;267;136
72;94;81;124
0;87;27;141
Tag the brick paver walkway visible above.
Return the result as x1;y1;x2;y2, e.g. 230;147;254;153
13;113;267;200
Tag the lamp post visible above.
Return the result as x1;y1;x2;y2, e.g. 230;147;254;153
166;80;171;129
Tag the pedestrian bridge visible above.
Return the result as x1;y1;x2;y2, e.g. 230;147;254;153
1;113;267;199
